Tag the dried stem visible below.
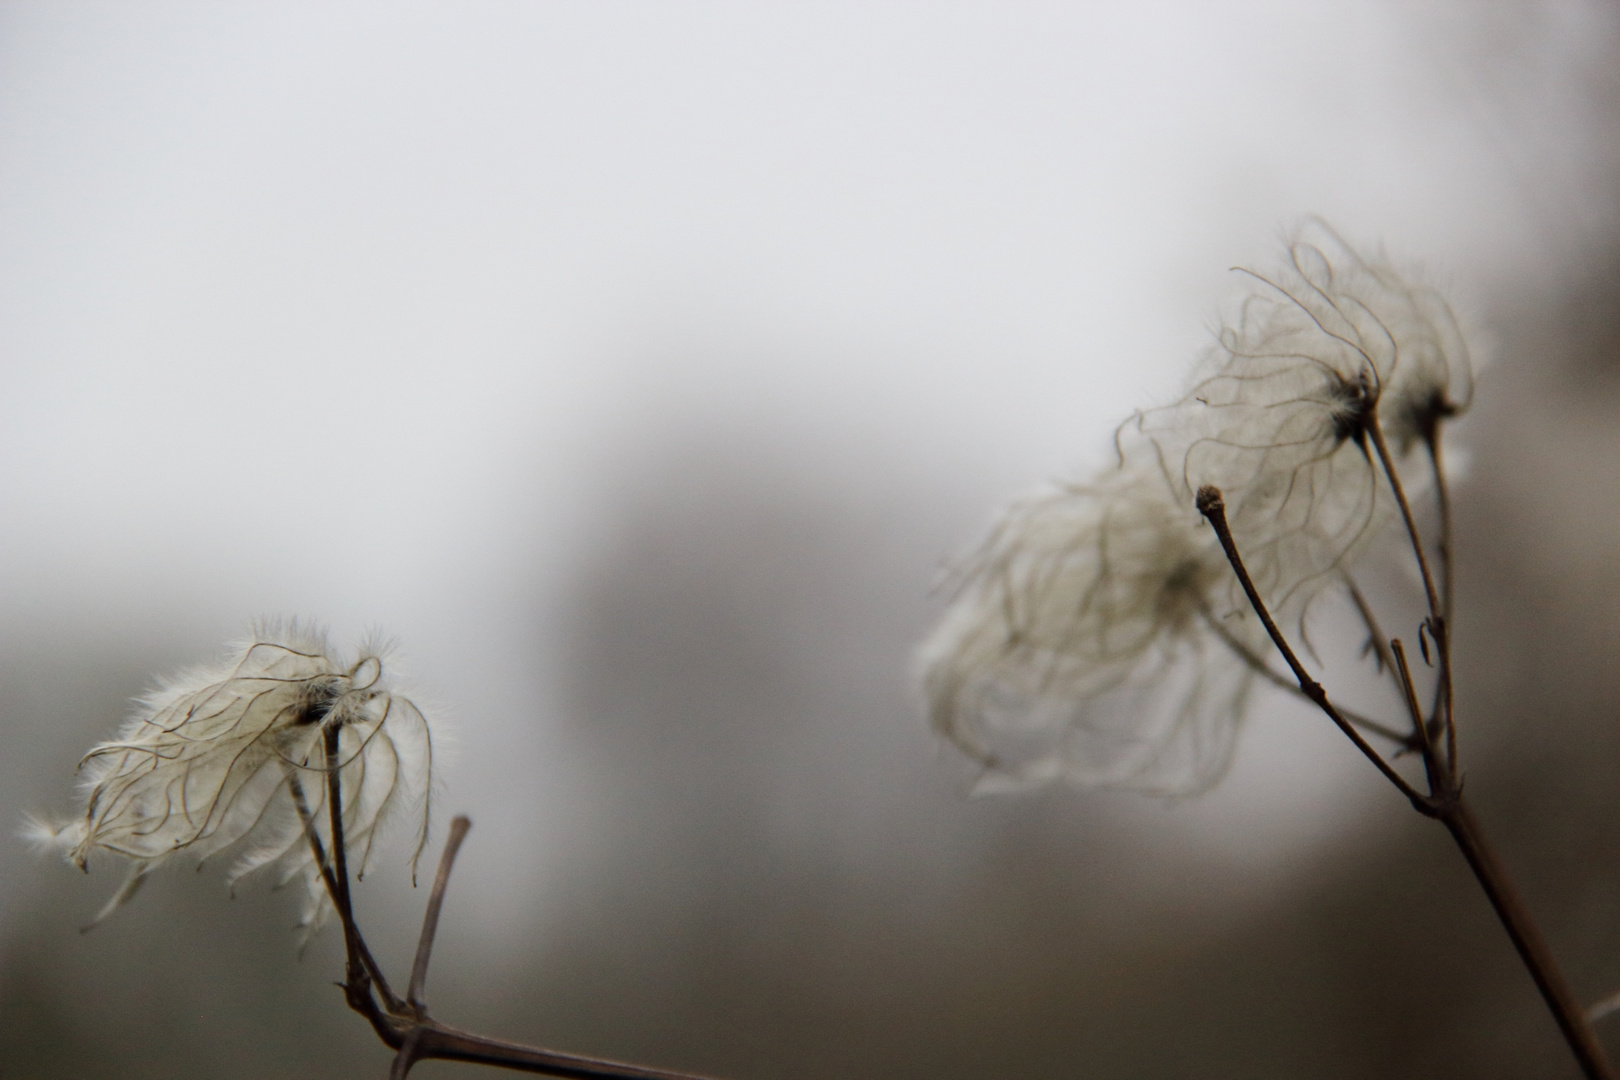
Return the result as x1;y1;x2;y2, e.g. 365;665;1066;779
1367;414;1457;772
293;769;723;1079
1345;577;1404;695
1427;431;1455;628
1199;604;1412;746
322;723;400;1014
1439;799;1616;1080
1366;416;1443;625
392;1022;725;1080
285;761;399;1010
408;814;471;1009
1391;641;1446;800
1198;482;1616;1080
1195;486;1429;808
1426;431;1459;773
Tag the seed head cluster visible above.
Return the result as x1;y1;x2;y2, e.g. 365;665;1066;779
920;223;1474;793
920;461;1265;793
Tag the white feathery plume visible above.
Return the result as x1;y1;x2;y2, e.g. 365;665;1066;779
919;223;1476;796
1131;221;1474;619
919;461;1267;795
29;622;435;936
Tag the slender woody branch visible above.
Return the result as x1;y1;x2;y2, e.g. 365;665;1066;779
1366;416;1443;626
1391;641;1447;803
1197;482;1616;1080
296;776;723;1080
1367;414;1458;773
286;760;400;1011
1440;800;1616;1080
408;814;471;1009
1425;431;1459;773
1195;486;1429;808
1426;431;1456;629
1199;603;1413;747
1345;578;1403;695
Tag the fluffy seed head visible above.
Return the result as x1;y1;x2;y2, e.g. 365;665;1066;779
918;462;1265;794
31;622;434;935
919;223;1476;797
1133;221;1474;617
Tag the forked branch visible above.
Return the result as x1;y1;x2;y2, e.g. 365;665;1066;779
1194;486;1429;809
408;813;470;1009
1198;602;1413;748
1196;483;1615;1080
302;744;722;1080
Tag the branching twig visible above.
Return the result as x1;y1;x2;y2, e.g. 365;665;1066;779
408;814;471;1010
285;761;400;1011
1195;486;1430;809
1198;481;1616;1080
1368;413;1458;773
1391;641;1446;802
1199;604;1413;747
1426;431;1459;774
295;784;723;1079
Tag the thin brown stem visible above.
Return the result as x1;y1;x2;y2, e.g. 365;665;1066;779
1346;577;1404;693
292;762;724;1079
391;1028;426;1080
1427;433;1455;629
1196;486;1430;809
320;723;405;1015
286;763;399;1010
1197;482;1611;1079
1200;605;1412;746
1368;415;1458;774
399;1021;722;1079
322;726;360;964
1391;640;1447;801
1426;432;1459;773
408;814;472;1009
1440;799;1616;1080
1367;416;1442;624
1388;642;1428;750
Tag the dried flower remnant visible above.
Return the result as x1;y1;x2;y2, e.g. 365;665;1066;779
921;224;1477;798
28;630;727;1079
27;623;434;934
1132;222;1475;618
918;227;1620;1076
919;462;1267;794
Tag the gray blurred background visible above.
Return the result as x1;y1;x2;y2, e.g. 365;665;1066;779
3;2;1620;1077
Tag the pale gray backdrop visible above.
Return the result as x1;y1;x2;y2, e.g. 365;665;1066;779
3;3;1619;1077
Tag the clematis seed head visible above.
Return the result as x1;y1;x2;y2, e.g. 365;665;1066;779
27;621;435;936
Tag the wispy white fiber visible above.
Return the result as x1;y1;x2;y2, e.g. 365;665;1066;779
919;461;1266;795
30;621;435;936
920;222;1475;795
1133;221;1475;619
